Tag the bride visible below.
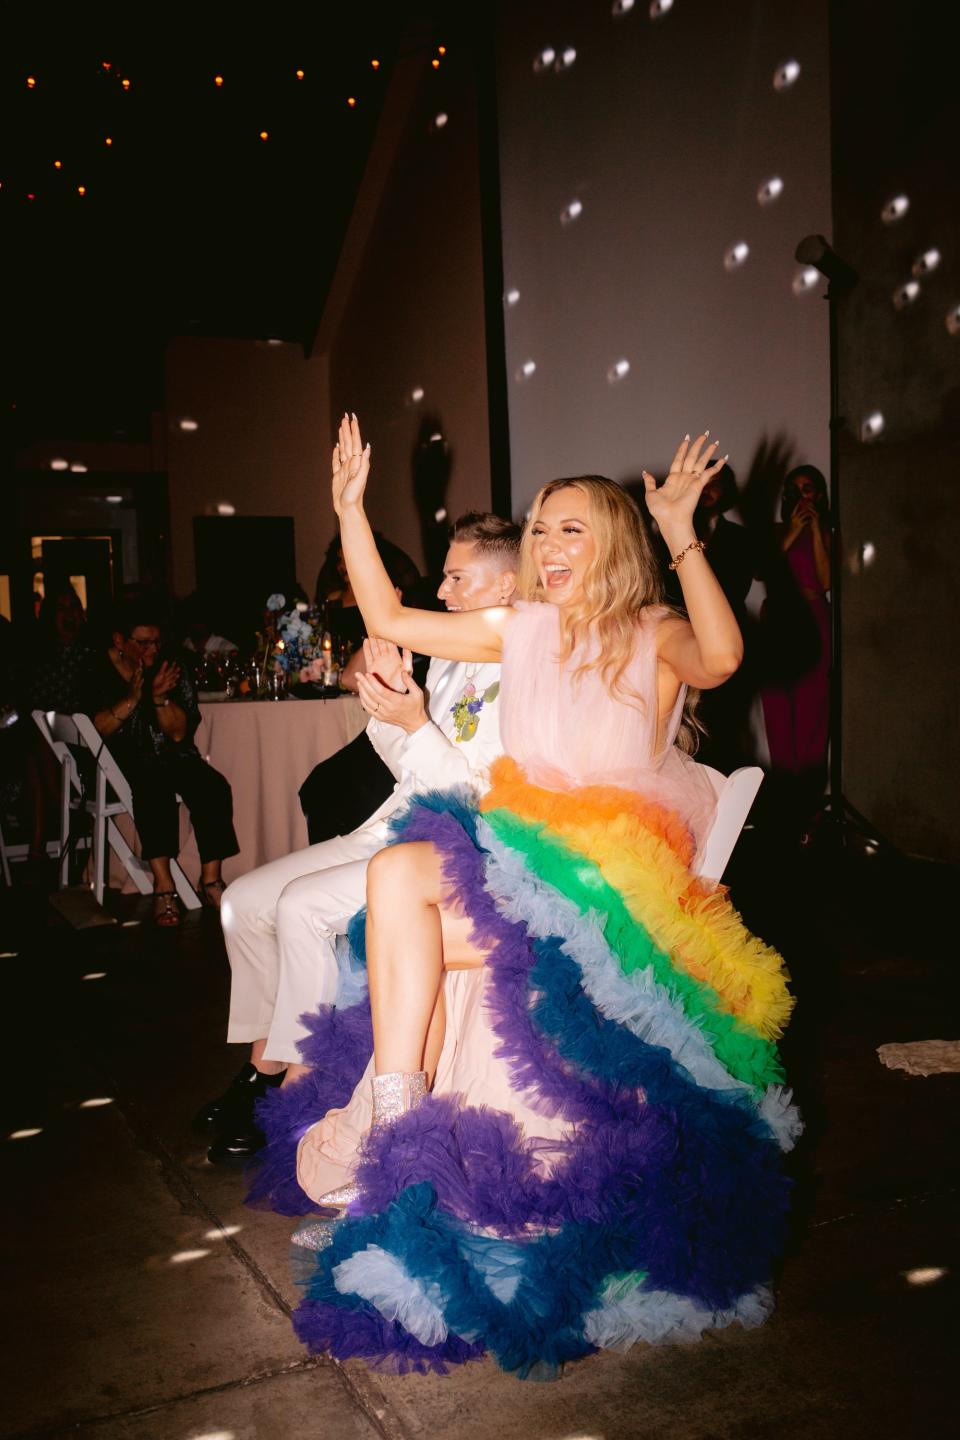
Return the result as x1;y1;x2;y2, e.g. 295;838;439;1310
262;414;799;1378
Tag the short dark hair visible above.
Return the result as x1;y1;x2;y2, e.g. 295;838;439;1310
448;512;522;567
113;600;163;640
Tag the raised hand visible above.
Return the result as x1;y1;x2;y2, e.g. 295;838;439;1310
356;667;427;735
642;432;728;547
127;663;145;705
151;659;180;701
362;637;413;693
331;412;371;515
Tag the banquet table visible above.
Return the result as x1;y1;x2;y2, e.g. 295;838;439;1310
109;695;367;892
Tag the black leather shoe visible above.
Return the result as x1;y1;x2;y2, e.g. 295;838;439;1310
207;1121;266;1164
193;1061;285;1133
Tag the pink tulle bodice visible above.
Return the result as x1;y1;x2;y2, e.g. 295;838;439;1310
500;601;717;848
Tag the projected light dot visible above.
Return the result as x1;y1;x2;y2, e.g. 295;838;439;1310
555;47;577;71
105;495;123;504
946;304;960;337
516;359;537;381
723;241;750;271
429;431;444;443
50;458;69;471
903;1267;948;1286
204;1224;242;1240
792;266;820;295
409;386;425;403
266;338;283;346
69;462;88;472
607;358;631;383
649;0;674;17
433;112;449;129
859;410;885;443
434;507;448;523
533;47;556;73
9;1128;42;1140
892;280;920;310
79;1097;114;1109
216;502;236;516
612;0;636;14
757;175;784;206
82;972;107;981
560;198;583;225
504;287;521;306
861;542;876;566
169;1249;211;1265
881;193;910;224
179;418;199;432
773;59;801;90
911;248;941;277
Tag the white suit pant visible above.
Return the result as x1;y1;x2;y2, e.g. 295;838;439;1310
222;825;387;1065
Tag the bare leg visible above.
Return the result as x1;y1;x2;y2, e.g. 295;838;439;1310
365;842;486;1078
250;1037;285;1078
149;856;176;893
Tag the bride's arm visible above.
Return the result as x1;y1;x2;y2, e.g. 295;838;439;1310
333;414;512;662
643;433;744;688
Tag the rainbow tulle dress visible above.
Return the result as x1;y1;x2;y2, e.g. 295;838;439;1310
247;604;800;1377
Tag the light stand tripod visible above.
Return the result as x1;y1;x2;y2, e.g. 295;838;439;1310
795;235;893;853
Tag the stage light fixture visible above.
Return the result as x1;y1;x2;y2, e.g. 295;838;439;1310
533;47;556;73
859;410;885;443
881;193;909;224
892;280;920;310
516;359;537;380
773;59;801;90
911;247;941;277
946;304;960;336
607;359;631;383
505;288;521;306
723;241;749;271
757;175;784;206
560;198;583;225
555;46;577;71
650;0;674;17
795;234;858;292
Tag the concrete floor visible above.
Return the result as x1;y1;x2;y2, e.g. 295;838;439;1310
0;835;956;1440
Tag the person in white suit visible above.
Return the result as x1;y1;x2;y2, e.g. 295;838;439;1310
202;512;520;1161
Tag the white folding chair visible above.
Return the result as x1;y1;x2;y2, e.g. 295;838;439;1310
30;709;93;888
693;765;764;888
67;712;201;910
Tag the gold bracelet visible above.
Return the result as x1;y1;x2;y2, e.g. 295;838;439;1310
668;539;707;571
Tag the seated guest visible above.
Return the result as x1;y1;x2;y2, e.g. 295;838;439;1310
314;530;420;656
201;512;520;1162
24;583;96;872
80;600;239;925
180;592;239;660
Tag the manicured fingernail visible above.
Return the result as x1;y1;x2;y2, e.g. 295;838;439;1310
704;429;710;437
684;433;690;441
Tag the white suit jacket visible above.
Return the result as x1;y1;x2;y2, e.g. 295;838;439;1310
354;657;502;836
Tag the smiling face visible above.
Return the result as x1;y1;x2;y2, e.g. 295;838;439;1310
437;540;515;612
528;486;596;607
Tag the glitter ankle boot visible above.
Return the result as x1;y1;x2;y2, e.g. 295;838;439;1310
313;1069;428;1215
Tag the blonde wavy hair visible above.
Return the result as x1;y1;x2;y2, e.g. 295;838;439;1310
517;476;701;750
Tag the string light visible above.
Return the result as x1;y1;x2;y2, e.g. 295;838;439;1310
27;193;36;201
259;130;269;141
371;58;380;69
296;68;305;79
77;185;87;196
105;136;113;146
54;160;62;170
102;61;111;70
347;96;356;107
121;77;130;90
438;46;446;55
431;58;440;69
214;74;224;87
27;76;37;89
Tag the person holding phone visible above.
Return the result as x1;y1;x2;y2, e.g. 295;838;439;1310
79;600;238;924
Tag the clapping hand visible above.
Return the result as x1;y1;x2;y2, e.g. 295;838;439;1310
332;412;371;515
151;659;180;702
642;432;727;547
362;637;412;692
357;639;427;734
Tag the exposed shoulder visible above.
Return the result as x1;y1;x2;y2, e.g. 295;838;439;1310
650;609;693;658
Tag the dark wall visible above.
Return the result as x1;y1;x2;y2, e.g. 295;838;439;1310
832;0;960;861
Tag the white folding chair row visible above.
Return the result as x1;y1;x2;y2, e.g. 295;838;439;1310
32;709;200;910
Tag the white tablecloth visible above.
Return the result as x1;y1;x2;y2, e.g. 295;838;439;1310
109;695;367;890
